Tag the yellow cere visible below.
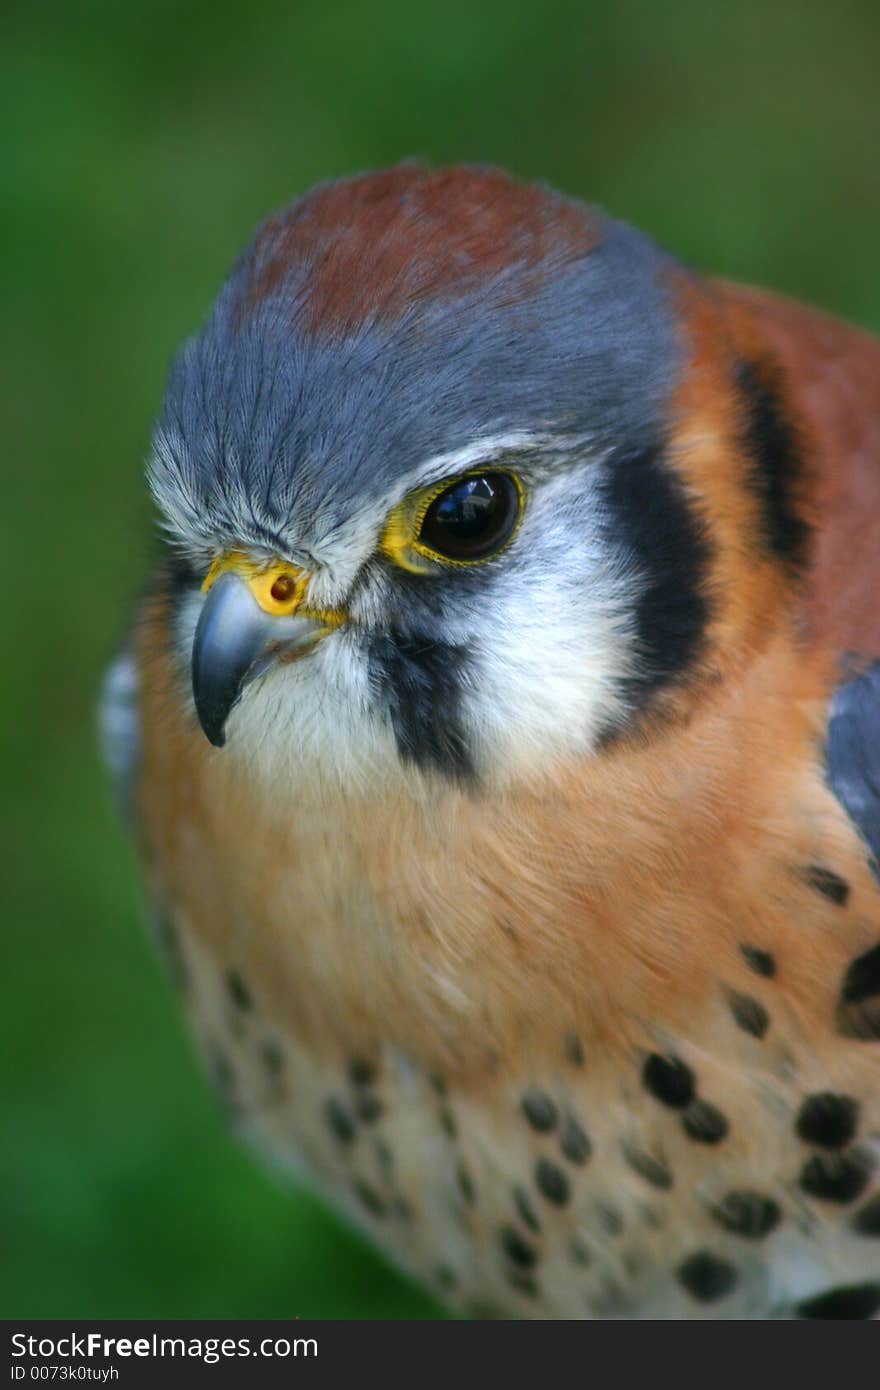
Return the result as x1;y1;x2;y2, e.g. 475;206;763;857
202;551;345;626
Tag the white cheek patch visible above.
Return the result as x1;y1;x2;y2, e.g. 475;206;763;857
461;473;640;784
466;590;635;784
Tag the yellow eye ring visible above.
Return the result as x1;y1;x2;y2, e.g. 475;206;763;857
380;470;525;573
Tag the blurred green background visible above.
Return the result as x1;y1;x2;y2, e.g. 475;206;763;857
3;0;880;1319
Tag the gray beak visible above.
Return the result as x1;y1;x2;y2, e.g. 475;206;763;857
190;572;326;747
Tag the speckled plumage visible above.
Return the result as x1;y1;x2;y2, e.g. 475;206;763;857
105;165;880;1318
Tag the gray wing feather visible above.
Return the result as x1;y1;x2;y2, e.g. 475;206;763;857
98;647;141;824
827;663;880;883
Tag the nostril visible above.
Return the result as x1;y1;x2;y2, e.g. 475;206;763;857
270;573;297;603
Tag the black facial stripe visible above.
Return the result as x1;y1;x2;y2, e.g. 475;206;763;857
734;357;810;573
153;553;202;677
165;550;201;599
599;444;711;720
159;550;203;665
368;632;475;780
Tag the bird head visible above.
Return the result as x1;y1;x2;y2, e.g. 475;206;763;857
148;165;803;790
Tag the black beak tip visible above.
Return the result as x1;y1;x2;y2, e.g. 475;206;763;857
200;710;228;749
191;678;231;747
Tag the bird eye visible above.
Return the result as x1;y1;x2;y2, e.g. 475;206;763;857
417;472;522;562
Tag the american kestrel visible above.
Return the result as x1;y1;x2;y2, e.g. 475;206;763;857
102;164;880;1319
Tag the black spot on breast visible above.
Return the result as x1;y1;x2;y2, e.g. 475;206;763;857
355;1092;383;1124
428;1071;448;1098
259;1039;284;1079
440;1107;458;1138
733;356;809;572
676;1251;738;1304
726;989;770;1038
348;1056;377;1086
796;1282;880;1319
800;1151;872;1205
564;1031;585;1066
851;1194;880;1237
681;1099;729;1144
642;1053;695;1108
506;1269;538;1298
594;1277;630;1316
621;1143;673;1191
599;444;712;719
569;1238;591;1267
434;1264;458;1292
711;1190;781;1239
368;633;474;780
534;1157;571;1206
559;1112;592;1165
324;1097;356;1146
513;1185;541;1232
796;1092;859;1149
841;942;880;1002
456;1162;476;1206
639;1205;664;1230
595;1202;625;1237
500;1226;538;1269
352;1179;386;1217
226;970;253;1011
804;865;850;907
739;944;776;978
837;942;880;1040
521;1089;558;1132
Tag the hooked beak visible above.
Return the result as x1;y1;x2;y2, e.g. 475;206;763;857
190;558;342;748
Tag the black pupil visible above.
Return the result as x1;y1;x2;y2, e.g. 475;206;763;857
419;472;519;561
